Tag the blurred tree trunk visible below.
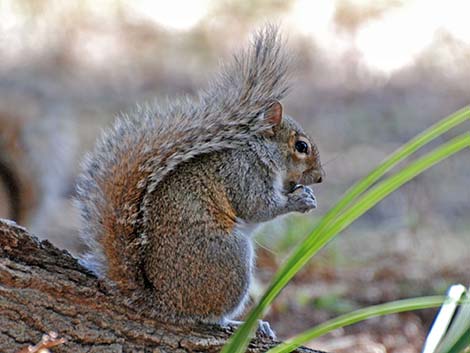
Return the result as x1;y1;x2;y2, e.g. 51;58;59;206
0;219;322;353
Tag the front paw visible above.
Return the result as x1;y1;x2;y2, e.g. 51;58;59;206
287;185;317;213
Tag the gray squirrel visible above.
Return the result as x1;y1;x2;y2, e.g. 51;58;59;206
76;27;324;337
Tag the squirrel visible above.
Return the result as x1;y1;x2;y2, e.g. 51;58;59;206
76;27;324;337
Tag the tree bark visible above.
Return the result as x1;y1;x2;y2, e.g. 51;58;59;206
0;219;323;353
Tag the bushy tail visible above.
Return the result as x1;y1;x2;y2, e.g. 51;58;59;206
76;26;291;289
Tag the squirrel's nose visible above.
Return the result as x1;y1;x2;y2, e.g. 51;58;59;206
314;168;325;184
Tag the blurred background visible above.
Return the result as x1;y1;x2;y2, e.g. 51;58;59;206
0;1;469;352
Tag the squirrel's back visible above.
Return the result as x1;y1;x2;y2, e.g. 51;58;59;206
76;27;291;290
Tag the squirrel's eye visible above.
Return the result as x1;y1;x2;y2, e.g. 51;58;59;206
295;140;309;154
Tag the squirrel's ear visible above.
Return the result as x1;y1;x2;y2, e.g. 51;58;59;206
262;101;283;136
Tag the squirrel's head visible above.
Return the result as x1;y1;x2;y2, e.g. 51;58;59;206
262;101;324;192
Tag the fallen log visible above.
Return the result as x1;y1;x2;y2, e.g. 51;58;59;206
0;219;322;353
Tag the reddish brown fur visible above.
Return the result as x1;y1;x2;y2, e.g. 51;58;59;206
98;141;151;290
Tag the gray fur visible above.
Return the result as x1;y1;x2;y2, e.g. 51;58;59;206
77;26;290;276
75;26;322;328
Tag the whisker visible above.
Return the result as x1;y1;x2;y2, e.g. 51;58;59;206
322;153;343;167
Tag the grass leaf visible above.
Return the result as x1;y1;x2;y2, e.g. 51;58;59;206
267;296;446;353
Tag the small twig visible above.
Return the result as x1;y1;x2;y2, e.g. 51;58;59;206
16;331;66;353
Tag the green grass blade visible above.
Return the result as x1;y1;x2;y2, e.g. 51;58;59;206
289;106;470;264
277;107;470;285
267;296;446;353
315;133;470;245
222;127;470;353
324;105;468;217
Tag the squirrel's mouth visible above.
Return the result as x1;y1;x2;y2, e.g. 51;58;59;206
287;181;299;193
